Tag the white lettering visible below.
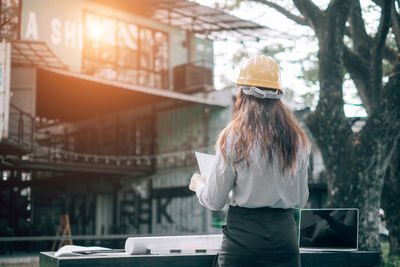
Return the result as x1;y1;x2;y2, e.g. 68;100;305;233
51;18;62;45
25;12;38;40
64;21;76;48
78;23;83;50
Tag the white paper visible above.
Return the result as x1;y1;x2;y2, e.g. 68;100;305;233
125;234;222;255
55;245;111;257
195;151;216;184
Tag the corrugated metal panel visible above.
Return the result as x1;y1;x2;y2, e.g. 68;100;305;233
156;105;207;169
151;166;194;188
119;168;221;235
119;101;233;235
124;168;212;235
208;105;232;149
151;196;206;234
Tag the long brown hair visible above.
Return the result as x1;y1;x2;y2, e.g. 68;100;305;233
217;90;311;174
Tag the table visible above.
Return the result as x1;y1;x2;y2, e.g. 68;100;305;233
40;250;381;267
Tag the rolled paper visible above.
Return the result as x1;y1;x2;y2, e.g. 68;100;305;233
125;234;222;255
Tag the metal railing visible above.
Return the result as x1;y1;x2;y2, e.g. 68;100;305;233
7;104;35;151
4;104;211;169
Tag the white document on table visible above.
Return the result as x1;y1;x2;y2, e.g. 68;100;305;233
195;151;216;184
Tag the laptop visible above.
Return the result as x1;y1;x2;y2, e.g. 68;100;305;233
298;208;359;251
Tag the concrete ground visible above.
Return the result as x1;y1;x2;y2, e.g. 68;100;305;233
0;253;39;267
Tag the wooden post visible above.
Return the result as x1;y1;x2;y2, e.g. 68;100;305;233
51;214;73;251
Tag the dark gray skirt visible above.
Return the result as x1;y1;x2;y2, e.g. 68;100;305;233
214;205;300;267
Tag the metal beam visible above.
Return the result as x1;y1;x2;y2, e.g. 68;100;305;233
5;159;153;175
41;68;229;107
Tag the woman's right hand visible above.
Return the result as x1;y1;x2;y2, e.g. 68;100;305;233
189;173;206;192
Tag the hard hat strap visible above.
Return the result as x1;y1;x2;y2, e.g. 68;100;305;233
241;86;282;99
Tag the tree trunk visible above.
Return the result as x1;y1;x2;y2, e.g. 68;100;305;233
260;0;400;251
383;1;400;256
382;141;400;255
307;32;400;253
356;157;386;251
303;0;354;209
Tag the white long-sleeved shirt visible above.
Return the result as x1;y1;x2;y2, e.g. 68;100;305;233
196;138;310;211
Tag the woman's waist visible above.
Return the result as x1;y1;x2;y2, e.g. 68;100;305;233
229;191;302;210
225;205;296;232
228;204;294;214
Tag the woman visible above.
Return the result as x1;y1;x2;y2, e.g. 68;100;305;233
189;55;311;267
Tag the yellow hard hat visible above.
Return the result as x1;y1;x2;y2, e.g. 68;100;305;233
236;55;282;91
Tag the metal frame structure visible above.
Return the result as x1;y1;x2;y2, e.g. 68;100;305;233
1;41;228;250
0;0;266;252
93;0;270;41
11;40;69;70
43;67;228;107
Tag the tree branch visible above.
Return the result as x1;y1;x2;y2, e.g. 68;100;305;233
318;0;351;102
391;0;400;50
372;0;384;6
358;57;400;180
348;1;371;59
384;45;398;63
375;0;392;53
293;0;324;34
253;0;310;26
343;46;373;114
305;0;353;163
370;0;392;104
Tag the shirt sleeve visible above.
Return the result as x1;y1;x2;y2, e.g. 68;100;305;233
196;146;236;211
295;153;310;209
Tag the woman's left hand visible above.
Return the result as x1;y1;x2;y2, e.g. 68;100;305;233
189;173;206;192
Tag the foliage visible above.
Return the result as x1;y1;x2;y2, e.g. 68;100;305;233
213;0;247;10
231;47;251;66
385;255;400;267
382;242;400;267
0;1;20;40
297;60;318;86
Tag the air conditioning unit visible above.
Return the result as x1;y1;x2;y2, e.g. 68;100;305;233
173;63;213;94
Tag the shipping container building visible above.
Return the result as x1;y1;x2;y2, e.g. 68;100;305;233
0;0;327;253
